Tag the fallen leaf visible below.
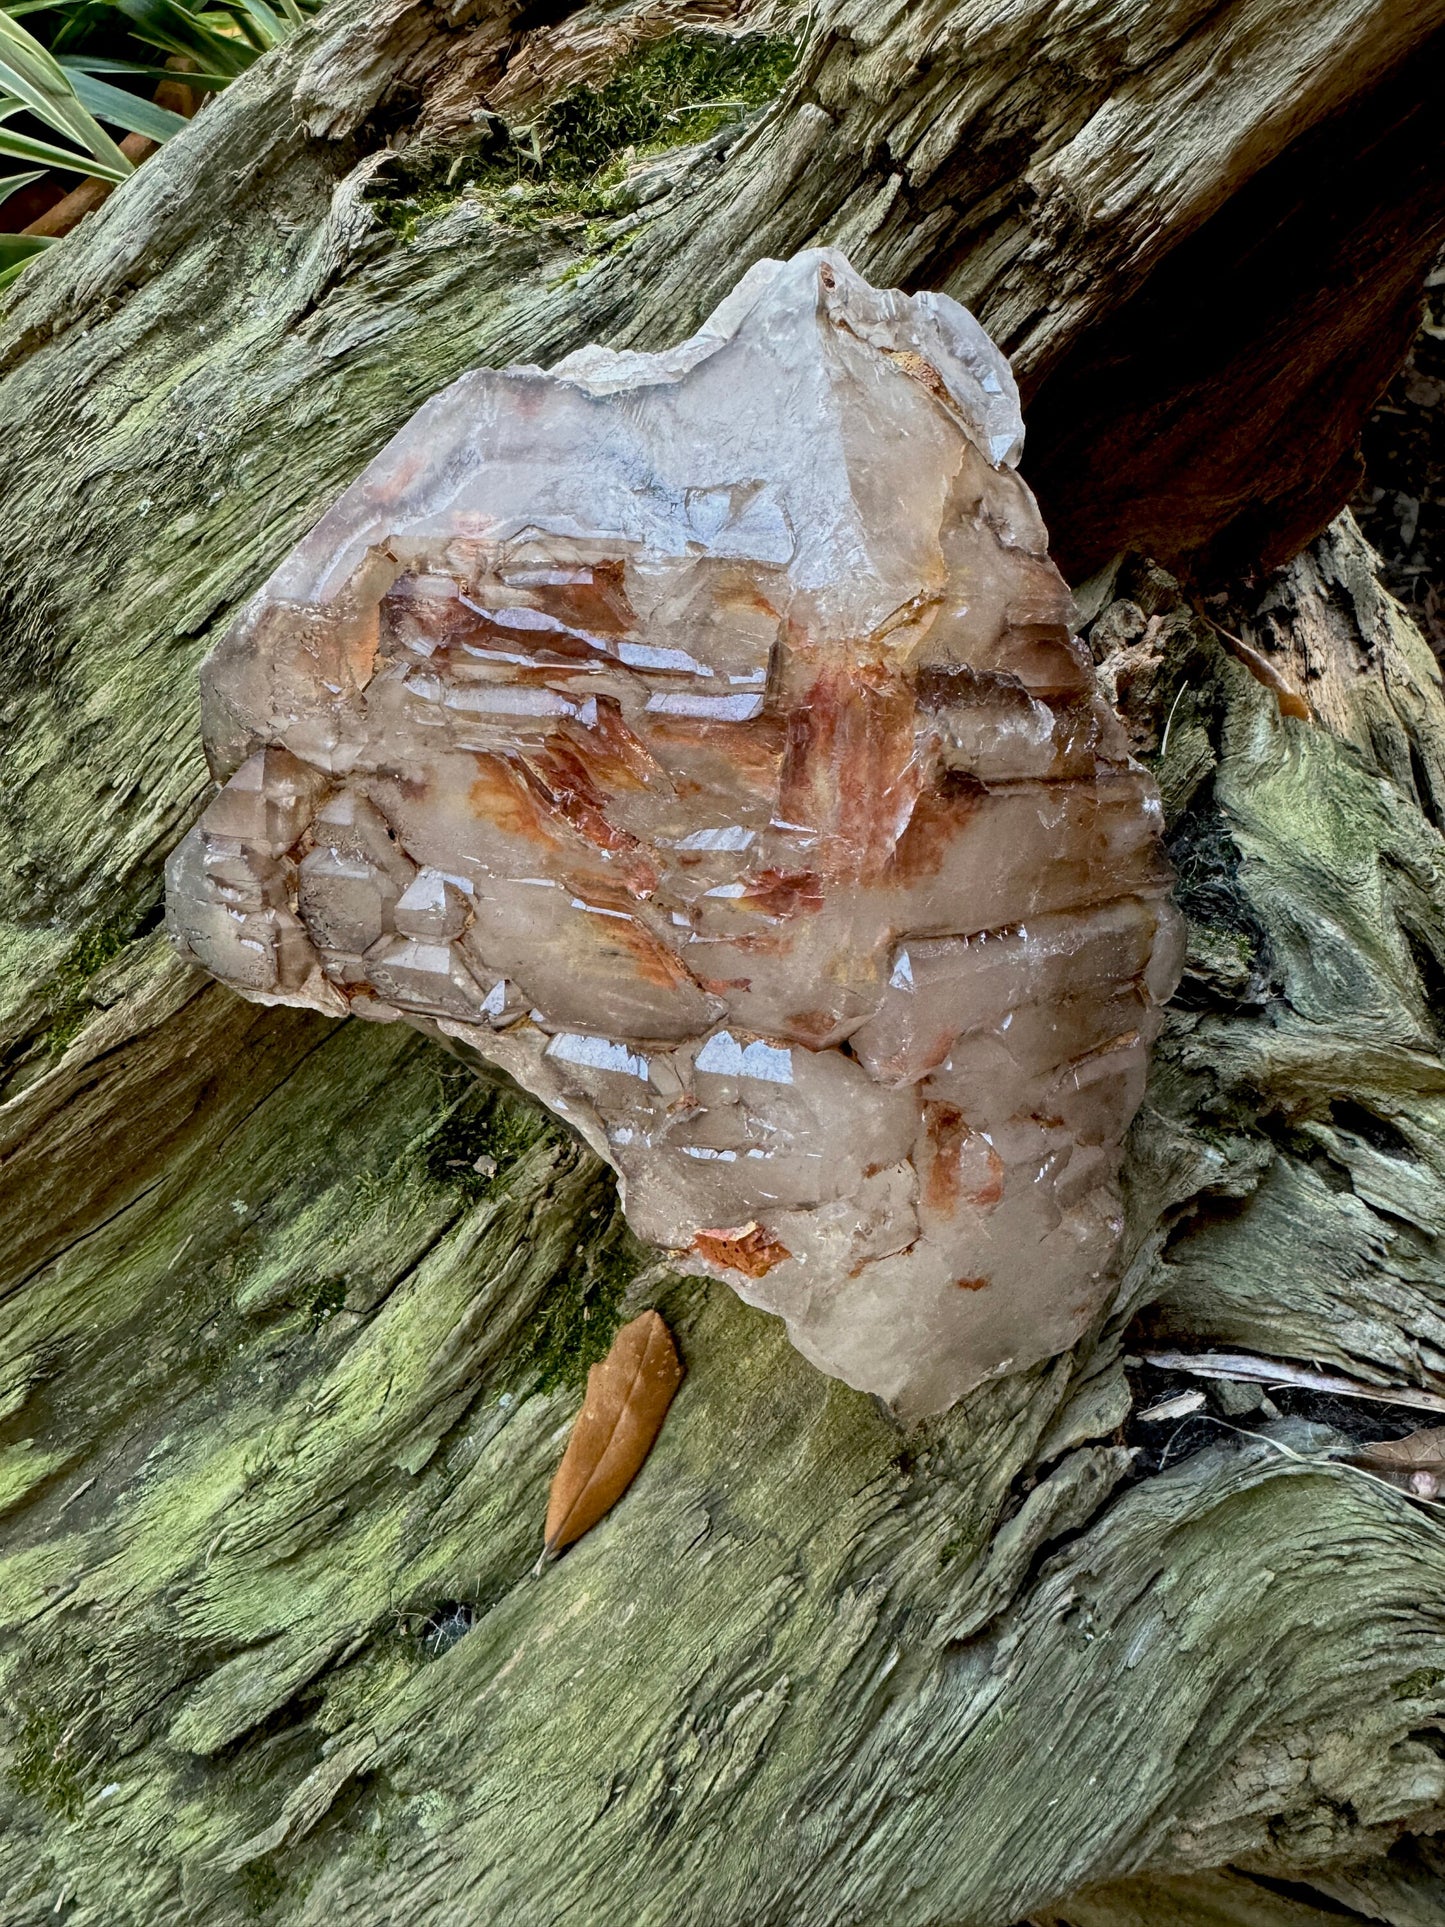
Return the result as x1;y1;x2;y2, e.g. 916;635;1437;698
1223;631;1313;721
1196;606;1313;721
1348;1425;1445;1499
540;1310;683;1565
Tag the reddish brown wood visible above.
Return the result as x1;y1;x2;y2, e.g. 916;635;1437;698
1022;32;1445;585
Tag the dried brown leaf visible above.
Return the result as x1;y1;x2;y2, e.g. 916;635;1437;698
540;1310;683;1564
1349;1425;1445;1499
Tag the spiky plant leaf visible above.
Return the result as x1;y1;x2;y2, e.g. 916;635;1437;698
67;65;186;137
57;53;228;90
0;162;43;203
0;9;132;174
0;227;53;287
110;0;251;77
0;120;129;177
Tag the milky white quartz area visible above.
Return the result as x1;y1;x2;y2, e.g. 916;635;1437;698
166;249;1182;1419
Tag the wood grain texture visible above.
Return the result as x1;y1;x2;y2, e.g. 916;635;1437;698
1;3;1445;1922
1023;31;1445;580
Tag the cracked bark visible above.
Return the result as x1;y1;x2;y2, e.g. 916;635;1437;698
3;3;1445;1923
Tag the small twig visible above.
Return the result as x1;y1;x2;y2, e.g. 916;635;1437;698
1159;680;1190;760
1141;1349;1445;1415
54;1475;96;1520
663;98;748;121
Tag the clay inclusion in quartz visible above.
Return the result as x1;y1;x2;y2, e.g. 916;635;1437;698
166;249;1182;1419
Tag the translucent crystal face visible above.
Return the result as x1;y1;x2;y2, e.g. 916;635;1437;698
166;249;1182;1420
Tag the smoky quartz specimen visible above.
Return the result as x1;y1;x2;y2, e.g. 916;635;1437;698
166;249;1182;1419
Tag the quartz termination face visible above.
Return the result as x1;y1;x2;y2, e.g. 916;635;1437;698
166;249;1182;1420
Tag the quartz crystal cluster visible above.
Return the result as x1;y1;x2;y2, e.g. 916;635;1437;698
166;249;1182;1419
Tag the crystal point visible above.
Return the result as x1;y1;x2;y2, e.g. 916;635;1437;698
165;249;1181;1419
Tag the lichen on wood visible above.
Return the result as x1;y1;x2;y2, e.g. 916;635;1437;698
3;1;1445;1922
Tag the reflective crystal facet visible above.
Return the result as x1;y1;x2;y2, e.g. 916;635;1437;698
166;249;1182;1419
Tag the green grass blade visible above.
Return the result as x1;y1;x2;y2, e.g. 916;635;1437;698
58;54;230;91
0;226;56;289
47;3;149;57
0;12;86;111
112;0;251;76
0;40;87;137
67;67;188;139
0;13;133;175
0;164;43;204
218;0;274;52
0;229;52;265
0;123;129;180
0;240;53;290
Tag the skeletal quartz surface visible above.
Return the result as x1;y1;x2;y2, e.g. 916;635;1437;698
166;249;1182;1419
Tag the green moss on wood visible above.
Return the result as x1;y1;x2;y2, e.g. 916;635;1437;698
503;1213;648;1395
414;1064;562;1205
239;1858;295;1918
524;26;801;182
401;1058;637;1388
41;909;146;1057
7;1706;89;1821
0;0;1442;1899
374;27;800;246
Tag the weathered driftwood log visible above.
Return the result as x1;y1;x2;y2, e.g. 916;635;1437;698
3;3;1445;1923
